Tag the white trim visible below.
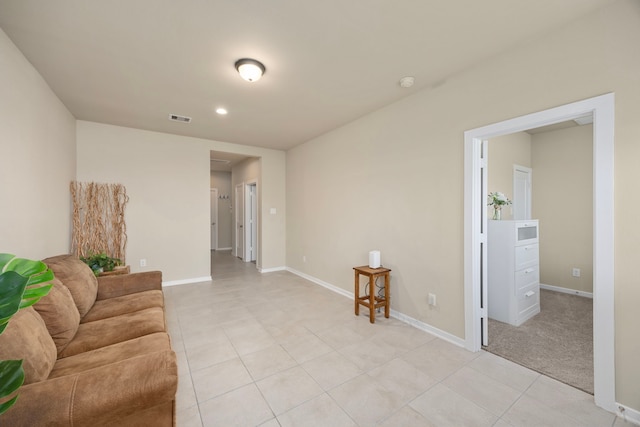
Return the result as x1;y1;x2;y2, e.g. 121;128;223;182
616;403;640;426
259;266;287;273
214;247;233;251
286;267;465;347
162;276;212;287
286;267;353;299
390;309;466;348
540;283;593;299
464;93;615;412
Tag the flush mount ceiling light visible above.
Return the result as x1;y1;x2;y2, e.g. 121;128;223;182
215;107;228;115
235;58;266;82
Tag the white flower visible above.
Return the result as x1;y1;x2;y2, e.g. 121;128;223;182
488;191;512;207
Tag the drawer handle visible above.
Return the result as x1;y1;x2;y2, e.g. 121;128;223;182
525;291;535;298
525;268;534;274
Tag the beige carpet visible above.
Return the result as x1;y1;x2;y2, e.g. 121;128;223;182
484;289;593;394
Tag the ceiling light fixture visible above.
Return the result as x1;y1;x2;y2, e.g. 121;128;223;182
235;58;266;82
216;107;228;115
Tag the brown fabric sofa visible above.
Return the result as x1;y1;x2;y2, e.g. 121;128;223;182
0;255;178;426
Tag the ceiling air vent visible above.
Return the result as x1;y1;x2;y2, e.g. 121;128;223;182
168;114;192;123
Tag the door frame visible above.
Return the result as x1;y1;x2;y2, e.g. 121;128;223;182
464;93;615;411
210;188;219;250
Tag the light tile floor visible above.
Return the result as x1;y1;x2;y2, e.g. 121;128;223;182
165;251;629;427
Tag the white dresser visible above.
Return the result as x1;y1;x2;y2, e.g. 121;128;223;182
487;220;540;326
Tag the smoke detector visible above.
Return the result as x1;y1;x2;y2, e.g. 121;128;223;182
399;76;415;88
168;114;192;123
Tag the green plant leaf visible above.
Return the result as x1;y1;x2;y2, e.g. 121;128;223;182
0;360;24;415
0;272;28;335
25;268;54;287
0;254;54;418
0;254;14;272
0;254;54;316
19;283;54;309
2;257;48;280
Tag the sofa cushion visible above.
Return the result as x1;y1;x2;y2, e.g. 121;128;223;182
58;307;166;358
0;307;57;384
81;290;164;323
43;254;98;318
33;278;81;355
2;350;177;427
49;332;171;379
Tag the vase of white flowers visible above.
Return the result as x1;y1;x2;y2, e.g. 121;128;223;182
488;191;512;220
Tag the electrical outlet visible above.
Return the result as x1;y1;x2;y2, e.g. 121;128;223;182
302;255;306;263
572;268;581;277
428;293;437;306
140;259;147;267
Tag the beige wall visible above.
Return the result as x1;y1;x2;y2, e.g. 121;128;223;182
487;132;532;220
210;171;232;249
76;121;286;282
286;0;640;408
532;125;593;293
0;28;76;259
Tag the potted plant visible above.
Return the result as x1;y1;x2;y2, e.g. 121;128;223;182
487;191;512;220
80;252;122;276
0;254;54;415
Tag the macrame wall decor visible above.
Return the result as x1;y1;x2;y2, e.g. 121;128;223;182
70;181;129;262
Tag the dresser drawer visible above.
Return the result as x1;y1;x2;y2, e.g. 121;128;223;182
515;266;539;291
515;244;539;270
517;283;540;313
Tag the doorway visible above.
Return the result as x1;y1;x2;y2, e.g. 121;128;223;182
485;126;593;394
463;93;615;411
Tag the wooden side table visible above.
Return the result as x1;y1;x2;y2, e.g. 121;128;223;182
353;265;391;323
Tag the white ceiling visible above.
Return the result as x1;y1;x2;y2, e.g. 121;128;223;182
0;0;614;151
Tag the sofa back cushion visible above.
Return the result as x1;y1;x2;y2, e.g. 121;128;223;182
43;255;98;318
0;307;57;384
33;278;81;356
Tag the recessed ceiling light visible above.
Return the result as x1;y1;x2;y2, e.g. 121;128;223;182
399;76;415;88
216;108;228;115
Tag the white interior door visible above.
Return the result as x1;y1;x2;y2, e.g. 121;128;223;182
210;188;218;250
513;165;532;220
244;183;257;262
235;183;244;259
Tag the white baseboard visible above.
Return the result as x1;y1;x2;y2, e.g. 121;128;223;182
286;267;466;348
390;309;466;348
616;403;640;426
162;276;212;287
260;266;287;273
540;283;593;299
286;267;353;299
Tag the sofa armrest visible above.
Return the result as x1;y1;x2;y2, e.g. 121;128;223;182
2;350;177;426
96;271;163;300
